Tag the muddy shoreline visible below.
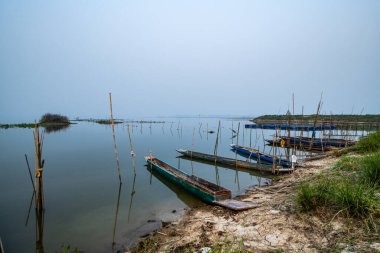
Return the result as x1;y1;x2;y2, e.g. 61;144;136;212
129;156;379;252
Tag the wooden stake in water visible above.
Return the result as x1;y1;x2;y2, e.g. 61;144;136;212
127;124;136;174
310;93;323;150
214;121;221;185
33;124;45;211
109;93;122;183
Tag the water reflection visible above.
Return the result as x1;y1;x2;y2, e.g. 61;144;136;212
43;124;70;134
146;166;202;208
112;182;122;249
35;209;45;253
127;173;137;223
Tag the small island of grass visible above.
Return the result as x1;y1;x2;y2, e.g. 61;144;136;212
0;113;72;132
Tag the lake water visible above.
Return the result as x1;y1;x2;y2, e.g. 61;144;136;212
0;117;283;252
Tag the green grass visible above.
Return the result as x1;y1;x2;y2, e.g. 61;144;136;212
296;175;379;218
297;151;380;219
360;151;380;187
296;178;333;212
334;179;378;217
333;156;360;171
356;131;380;153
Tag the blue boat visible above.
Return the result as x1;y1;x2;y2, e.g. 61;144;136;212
230;144;292;167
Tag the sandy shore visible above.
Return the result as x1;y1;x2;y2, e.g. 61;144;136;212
132;157;380;252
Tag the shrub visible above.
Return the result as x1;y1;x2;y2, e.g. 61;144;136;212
40;113;69;124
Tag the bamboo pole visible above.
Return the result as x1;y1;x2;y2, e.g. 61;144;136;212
34;124;44;211
109;93;122;183
309;94;323;150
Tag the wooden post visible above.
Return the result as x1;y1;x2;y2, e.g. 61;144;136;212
34;123;44;211
235;122;240;168
214;121;221;185
310;94;323;150
109;93;122;183
127;124;136;174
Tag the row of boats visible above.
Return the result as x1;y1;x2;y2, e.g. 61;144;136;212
144;133;356;210
266;135;356;151
144;142;301;210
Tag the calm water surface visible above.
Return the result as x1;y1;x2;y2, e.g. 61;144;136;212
1;118;276;252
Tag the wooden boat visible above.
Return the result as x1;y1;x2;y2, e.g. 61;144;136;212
278;136;356;148
176;149;293;173
146;165;202;208
145;155;257;210
265;139;337;152
230;144;292;167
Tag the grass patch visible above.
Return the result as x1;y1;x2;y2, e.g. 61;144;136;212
297;175;379;218
360;151;380;187
296;153;380;219
296;178;333;212
334;179;378;217
333;156;360;171
356;131;380;153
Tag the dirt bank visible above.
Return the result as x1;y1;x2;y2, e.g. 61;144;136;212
132;157;380;252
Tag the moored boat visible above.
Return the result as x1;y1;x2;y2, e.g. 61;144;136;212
145;155;231;204
278;136;356;148
145;155;258;210
176;149;293;173
230;144;292;167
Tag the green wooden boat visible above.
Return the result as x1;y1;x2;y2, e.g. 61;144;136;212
145;155;258;210
145;155;231;204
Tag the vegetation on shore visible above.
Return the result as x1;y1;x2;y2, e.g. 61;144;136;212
296;132;380;230
0;113;71;131
253;114;380;123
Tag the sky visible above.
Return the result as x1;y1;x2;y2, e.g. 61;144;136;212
1;0;380;122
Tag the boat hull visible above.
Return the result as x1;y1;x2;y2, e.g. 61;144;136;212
145;156;231;204
230;144;291;167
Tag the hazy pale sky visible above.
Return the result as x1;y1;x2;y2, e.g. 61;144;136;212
1;0;379;122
